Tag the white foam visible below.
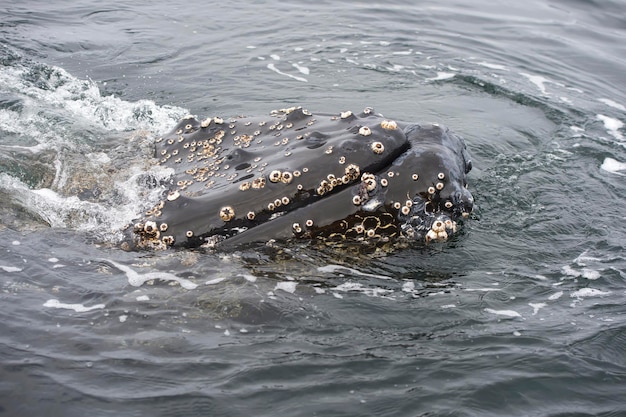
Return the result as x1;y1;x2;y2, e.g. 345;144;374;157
574;251;604;265
275;281;297;294
292;63;310;75
313;287;326;294
529;302;546;315
43;299;105;312
0;60;190;243
267;63;308;82
570;288;611;299
0;167;166;242
317;264;391;280
484;308;522;318
0;63;186;134
477;61;507;70
85;152;112;166
581;269;601;280
598;98;626;112
103;259;198;290
136;295;150;301
1;265;22;272
239;274;258;283
426;72;455;81
332;282;394;297
601;157;626;175
520;72;550;95
548;291;564;300
206;277;227;285
596;114;624;140
562;265;601;280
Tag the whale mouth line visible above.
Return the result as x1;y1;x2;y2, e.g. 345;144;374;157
125;107;473;251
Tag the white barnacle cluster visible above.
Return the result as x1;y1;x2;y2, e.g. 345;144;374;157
313;162;361;197
219;206;235;222
267;169;294;184
132;220;176;250
136;107;335;248
252;176;266;189
352;171;387;208
361;173;377;192
291;218;316;237
316;175;336;196
371;141;384;154
380;120;398;130
144;200;165;218
268;170;282;183
359;126;372;136
167;190;180;201
344;163;361;181
425;218;457;243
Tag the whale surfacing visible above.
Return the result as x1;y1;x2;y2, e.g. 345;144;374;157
128;106;474;250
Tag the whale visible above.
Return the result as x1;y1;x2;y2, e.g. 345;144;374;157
127;106;474;250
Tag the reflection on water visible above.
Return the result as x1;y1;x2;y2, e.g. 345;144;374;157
1;0;626;415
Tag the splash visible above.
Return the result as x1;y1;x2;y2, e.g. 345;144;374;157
0;48;187;242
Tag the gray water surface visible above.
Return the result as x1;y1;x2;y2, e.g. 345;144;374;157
1;1;626;416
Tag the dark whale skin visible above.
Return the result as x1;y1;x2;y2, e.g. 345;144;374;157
128;106;473;250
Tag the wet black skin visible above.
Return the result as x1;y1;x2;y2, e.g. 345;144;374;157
128;107;473;249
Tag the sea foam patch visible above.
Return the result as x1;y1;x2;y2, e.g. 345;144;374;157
103;259;198;290
274;281;298;294
570;288;611;299
1;265;22;273
317;264;391;280
601;157;626;175
331;282;394;298
598;98;626;112
596;114;624;140
484;308;522;318
43;299;105;312
520;72;551;95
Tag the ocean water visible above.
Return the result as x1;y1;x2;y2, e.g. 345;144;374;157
1;1;626;416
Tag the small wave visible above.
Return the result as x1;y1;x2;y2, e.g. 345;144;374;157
0;47;187;242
